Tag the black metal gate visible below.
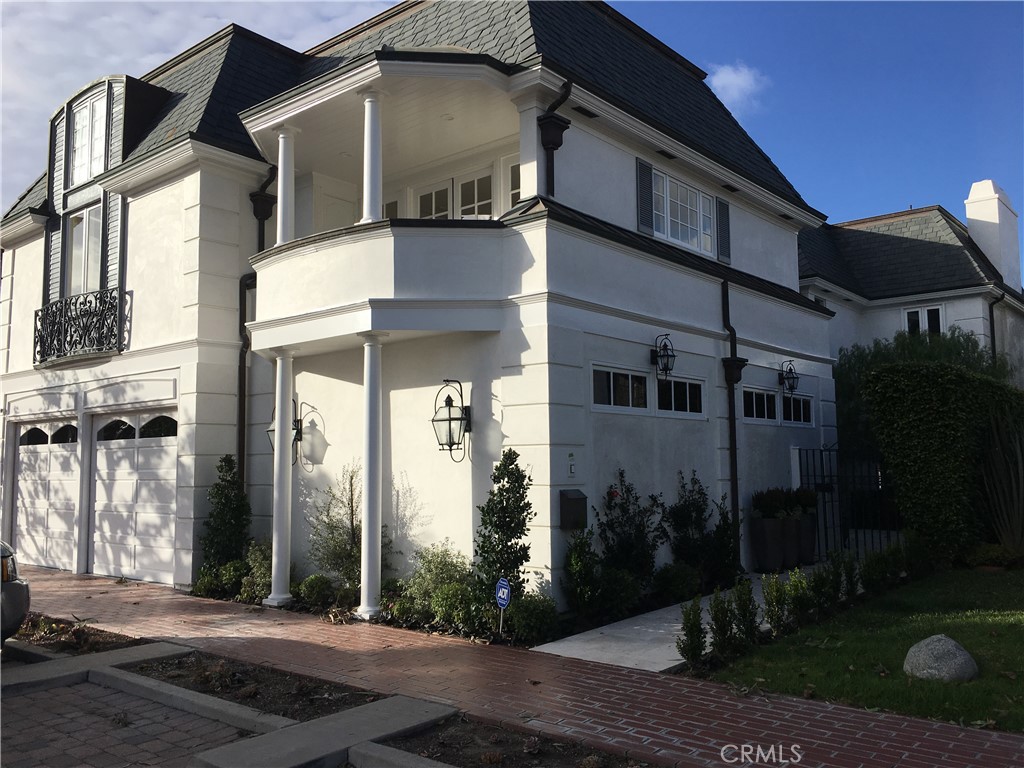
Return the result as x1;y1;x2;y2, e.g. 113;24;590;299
798;448;901;561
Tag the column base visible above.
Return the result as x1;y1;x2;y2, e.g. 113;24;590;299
354;605;380;620
262;593;293;608
358;216;379;224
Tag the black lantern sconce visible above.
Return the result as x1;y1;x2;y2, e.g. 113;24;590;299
431;379;471;462
650;334;677;380
779;361;800;393
266;400;330;471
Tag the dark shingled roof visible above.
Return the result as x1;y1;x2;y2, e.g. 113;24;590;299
798;206;1006;300
5;1;819;223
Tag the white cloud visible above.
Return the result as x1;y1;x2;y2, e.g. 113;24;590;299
0;1;395;212
706;61;771;118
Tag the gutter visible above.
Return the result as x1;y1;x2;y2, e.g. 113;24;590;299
720;281;747;568
238;167;277;485
988;291;1006;366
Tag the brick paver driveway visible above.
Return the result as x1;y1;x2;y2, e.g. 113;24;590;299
20;567;1024;768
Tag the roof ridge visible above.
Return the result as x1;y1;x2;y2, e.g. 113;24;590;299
834;205;945;228
305;0;428;57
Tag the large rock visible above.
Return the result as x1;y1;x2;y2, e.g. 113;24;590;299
903;634;979;682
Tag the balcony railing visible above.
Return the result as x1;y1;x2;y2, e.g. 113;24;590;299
34;288;123;365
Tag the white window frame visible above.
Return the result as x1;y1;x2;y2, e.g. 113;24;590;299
592;365;650;413
781;393;814;426
500;154;521;213
65;203;103;297
69;90;107;188
742;387;778;423
655;375;706;419
651;168;714;256
904;305;943;335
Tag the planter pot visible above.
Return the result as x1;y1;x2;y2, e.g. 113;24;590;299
750;518;785;573
799;513;817;565
782;518;800;569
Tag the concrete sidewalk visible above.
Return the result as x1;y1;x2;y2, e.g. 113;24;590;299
20;566;1024;768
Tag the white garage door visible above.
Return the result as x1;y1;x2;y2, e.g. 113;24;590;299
91;413;178;584
13;422;80;570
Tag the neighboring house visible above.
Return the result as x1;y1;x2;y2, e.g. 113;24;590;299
799;181;1024;384
5;0;856;609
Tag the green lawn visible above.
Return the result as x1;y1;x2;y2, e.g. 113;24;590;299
711;568;1024;732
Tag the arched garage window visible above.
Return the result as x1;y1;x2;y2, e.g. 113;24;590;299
18;427;49;446
140;415;177;438
51;424;79;444
97;419;135;441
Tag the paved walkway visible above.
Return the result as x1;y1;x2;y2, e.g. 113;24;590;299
22;567;1024;768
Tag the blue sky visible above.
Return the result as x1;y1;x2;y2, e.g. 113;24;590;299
2;1;1022;258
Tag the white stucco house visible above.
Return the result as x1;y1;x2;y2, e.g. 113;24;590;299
3;1;1017;610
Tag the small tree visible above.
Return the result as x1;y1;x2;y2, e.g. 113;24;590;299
201;455;252;567
595;469;667;589
474;449;535;600
307;463;362;589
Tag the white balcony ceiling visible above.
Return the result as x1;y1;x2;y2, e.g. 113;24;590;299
265;75;519;181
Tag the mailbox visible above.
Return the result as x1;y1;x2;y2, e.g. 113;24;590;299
559;489;587;530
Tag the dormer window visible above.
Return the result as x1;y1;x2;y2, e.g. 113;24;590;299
67;204;103;295
69;90;107;187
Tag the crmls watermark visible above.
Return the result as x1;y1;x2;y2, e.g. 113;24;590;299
720;743;804;765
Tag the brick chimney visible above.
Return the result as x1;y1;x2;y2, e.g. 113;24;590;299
965;180;1021;292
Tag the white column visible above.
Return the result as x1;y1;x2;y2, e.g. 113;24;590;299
264;351;294;607
516;100;544;199
355;332;386;618
275;126;298;245
359;91;383;224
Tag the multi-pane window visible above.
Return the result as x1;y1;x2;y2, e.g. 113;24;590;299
67;205;103;296
657;378;703;415
509;163;521;207
418;184;450;220
742;389;777;421
906;307;941;335
459;174;492;218
383;200;399;218
70;92;107;187
652;170;714;255
593;367;648;410
782;394;813;425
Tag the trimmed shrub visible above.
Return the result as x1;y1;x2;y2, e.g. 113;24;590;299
238;539;273;604
652;562;701;605
596;566;642;621
595;469;667;589
858;550;889;597
664;471;712;564
379;578;416;625
403;540;474;624
506;592;560;646
298;573;335;610
707;587;736;660
201;455;252;568
474;449;535;601
808;567;834;621
431;582;475;631
824;550;846;605
731;578;759;648
785;569;814;626
761;574;788;637
676;595;705;668
841;551;859;601
980;403;1024;556
965;542;1024;568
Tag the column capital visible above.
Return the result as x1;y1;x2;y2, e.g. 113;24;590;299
272;123;302;137
357;331;390;344
356;87;385;100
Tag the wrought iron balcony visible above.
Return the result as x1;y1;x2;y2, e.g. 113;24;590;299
34;288;124;365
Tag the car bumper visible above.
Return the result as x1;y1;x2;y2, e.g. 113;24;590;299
1;580;31;642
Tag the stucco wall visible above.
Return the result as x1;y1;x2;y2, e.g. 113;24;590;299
2;235;46;373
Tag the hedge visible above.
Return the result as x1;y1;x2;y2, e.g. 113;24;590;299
864;362;1024;564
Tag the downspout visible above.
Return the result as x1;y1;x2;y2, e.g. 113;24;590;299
537;80;572;197
988;291;1005;366
238;167;277;485
721;281;748;567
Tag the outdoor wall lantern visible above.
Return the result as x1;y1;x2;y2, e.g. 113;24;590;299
650;334;677;380
779;361;800;393
431;379;471;462
267;401;329;470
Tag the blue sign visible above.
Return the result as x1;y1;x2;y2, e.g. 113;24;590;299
495;577;511;610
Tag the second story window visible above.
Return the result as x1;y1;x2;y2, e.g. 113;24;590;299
509;163;521;206
906;306;942;335
70;91;107;187
652;169;714;255
458;173;492;218
67;204;103;296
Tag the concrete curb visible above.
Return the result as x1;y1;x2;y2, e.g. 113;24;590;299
89;667;297;734
0;641;192;695
1;639;70;663
191;695;456;768
349;741;453;768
